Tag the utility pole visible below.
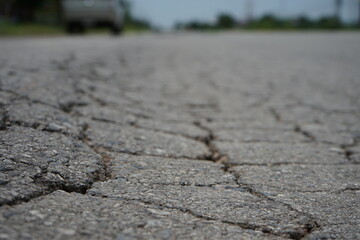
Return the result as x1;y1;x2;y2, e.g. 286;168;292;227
358;0;360;27
245;0;253;24
335;0;342;21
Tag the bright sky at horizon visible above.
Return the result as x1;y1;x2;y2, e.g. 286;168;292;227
132;0;360;29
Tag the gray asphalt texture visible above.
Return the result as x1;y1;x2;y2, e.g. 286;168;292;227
0;32;359;240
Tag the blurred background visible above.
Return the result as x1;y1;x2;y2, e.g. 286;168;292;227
0;0;359;36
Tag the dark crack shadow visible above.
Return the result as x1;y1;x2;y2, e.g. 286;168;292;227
192;117;320;239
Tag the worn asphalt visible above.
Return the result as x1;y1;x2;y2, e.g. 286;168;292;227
0;32;359;240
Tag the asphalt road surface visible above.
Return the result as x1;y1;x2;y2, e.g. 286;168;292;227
0;32;360;240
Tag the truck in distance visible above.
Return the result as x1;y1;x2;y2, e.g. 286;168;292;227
62;0;125;35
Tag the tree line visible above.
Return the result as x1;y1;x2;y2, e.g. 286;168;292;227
175;13;359;31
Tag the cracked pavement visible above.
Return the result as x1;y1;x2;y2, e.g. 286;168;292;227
0;33;360;239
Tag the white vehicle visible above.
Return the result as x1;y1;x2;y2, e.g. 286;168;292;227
62;0;125;35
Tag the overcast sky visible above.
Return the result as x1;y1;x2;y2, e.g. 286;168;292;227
132;0;360;28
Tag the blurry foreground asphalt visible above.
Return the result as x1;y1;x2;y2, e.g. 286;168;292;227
0;33;360;239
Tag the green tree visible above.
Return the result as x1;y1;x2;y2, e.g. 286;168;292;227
121;0;152;30
248;14;281;29
216;13;236;29
120;0;132;23
317;16;342;29
13;0;45;22
296;15;313;29
0;0;16;19
0;0;48;22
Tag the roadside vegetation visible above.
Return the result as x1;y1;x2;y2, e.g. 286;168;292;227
0;21;63;36
175;13;360;32
0;0;152;36
174;14;359;31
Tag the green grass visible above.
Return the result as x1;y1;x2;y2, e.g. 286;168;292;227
0;22;64;36
0;22;151;37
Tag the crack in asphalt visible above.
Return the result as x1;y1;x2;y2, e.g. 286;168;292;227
2;44;358;239
88;192;311;240
6;94;311;239
270;107;359;164
192;118;320;239
293;124;316;141
4;79;317;239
